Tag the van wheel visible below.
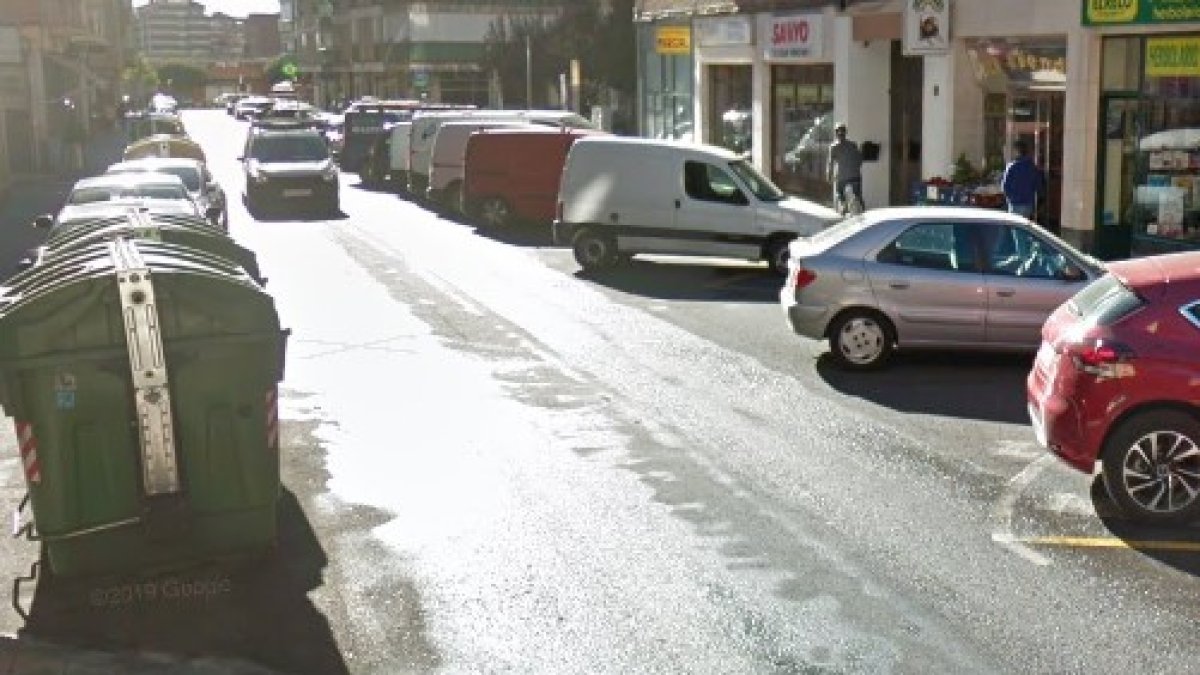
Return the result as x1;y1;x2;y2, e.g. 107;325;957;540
478;197;511;228
1101;410;1200;524
765;235;795;275
573;230;617;271
827;309;895;370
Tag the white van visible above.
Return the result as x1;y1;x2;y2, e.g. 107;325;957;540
553;137;841;274
408;109;592;195
426;120;532;209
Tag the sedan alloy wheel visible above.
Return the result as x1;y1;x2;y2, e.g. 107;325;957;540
1102;411;1200;523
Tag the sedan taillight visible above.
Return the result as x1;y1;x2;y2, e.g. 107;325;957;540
791;266;817;290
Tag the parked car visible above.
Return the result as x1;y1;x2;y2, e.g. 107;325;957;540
359;127;399;189
426;119;534;209
105;157;228;230
553;136;840;275
234;96;274;121
126;112;186;143
408;109;592;196
463;126;600;228
257;100;320;126
240;125;339;215
1028;252;1200;524
123;134;207;163
779;206;1104;370
225;93;248;115
40;173;218;229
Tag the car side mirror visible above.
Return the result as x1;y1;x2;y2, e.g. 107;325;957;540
31;215;53;229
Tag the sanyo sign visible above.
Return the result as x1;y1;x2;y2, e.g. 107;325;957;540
761;13;825;61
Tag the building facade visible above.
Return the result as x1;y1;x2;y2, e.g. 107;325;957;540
0;0;130;191
633;0;1200;259
294;0;569;108
135;0;229;64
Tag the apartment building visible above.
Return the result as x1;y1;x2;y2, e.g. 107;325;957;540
134;0;254;65
0;0;130;189
294;0;569;108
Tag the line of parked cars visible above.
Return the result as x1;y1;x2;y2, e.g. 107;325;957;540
329;100;1200;529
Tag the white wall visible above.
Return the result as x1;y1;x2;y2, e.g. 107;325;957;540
833;16;891;209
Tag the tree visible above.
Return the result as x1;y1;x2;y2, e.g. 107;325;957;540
122;55;160;92
156;63;207;94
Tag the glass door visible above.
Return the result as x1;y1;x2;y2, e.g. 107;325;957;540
1009;93;1064;233
1095;96;1139;260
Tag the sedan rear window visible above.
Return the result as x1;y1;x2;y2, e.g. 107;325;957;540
1067;274;1145;326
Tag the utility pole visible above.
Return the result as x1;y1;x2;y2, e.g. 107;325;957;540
525;33;532;109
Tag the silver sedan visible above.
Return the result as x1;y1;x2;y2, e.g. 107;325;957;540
779;206;1105;370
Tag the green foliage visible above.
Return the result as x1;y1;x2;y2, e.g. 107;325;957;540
122;55;159;89
480;0;635;110
951;153;983;185
156;63;206;92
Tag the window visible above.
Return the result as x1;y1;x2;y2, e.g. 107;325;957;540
684;161;747;205
877;222;980;272
983;224;1070;279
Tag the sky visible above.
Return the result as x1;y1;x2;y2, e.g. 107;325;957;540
132;0;282;18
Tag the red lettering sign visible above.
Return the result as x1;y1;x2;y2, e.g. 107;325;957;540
772;21;809;46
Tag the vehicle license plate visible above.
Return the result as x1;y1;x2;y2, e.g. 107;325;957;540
282;188;312;198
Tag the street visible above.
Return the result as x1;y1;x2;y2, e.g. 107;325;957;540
0;109;1199;673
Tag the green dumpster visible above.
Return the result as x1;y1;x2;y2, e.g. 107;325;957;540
0;237;287;577
34;209;265;285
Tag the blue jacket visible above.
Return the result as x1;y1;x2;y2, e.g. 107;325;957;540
1001;156;1045;206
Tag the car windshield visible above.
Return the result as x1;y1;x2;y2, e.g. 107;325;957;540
728;159;786;201
69;184;188;204
110;167;200;191
250;135;330;162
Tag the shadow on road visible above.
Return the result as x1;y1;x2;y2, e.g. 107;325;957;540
1091;475;1200;577
571;259;783;303
19;489;348;675
815;350;1032;424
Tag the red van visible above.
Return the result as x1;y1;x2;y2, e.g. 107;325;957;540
463;126;603;228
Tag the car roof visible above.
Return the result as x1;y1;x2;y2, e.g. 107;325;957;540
107;158;203;171
859;206;1034;226
72;173;187;189
1108;251;1200;293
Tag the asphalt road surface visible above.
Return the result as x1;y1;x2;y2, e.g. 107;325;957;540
0;109;1197;674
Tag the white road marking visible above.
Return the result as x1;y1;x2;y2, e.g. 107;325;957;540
991;454;1055;566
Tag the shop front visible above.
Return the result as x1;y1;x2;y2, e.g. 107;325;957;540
1094;32;1200;258
761;12;834;203
636;21;695;142
694;15;755;156
963;38;1067;231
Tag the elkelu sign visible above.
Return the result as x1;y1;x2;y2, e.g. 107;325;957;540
1083;0;1200;25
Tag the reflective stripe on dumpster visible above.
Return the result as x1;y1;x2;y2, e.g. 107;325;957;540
112;239;180;497
15;422;39;484
265;387;278;451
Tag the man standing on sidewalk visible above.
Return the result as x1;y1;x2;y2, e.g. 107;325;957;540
827;123;863;215
1001;139;1045;220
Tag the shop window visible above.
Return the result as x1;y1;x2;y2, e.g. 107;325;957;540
771;64;834;203
707;65;752;154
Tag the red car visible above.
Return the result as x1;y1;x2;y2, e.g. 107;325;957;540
1028;251;1200;524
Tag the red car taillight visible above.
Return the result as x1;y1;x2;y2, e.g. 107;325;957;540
1060;338;1136;377
791;267;817;290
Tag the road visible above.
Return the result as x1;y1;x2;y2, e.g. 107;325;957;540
0;109;1198;674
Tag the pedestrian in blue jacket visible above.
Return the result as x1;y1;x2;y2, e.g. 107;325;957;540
1001;139;1045;219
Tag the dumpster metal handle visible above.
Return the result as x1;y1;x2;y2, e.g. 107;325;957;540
10;493;37;541
111;238;181;497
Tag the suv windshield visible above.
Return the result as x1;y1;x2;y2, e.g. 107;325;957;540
250;135;330;162
728;159;786;201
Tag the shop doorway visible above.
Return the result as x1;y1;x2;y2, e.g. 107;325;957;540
889;42;923;206
1094;95;1139;259
1009;93;1064;233
770;64;835;203
706;65;753;155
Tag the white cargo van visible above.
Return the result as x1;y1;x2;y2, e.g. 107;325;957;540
553;137;841;274
426;120;532;209
408;109;592;195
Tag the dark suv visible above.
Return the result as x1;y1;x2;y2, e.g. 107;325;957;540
241;126;339;216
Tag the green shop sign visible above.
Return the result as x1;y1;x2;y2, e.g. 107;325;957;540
1084;0;1200;25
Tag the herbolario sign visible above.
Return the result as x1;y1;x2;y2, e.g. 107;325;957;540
1083;0;1200;25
